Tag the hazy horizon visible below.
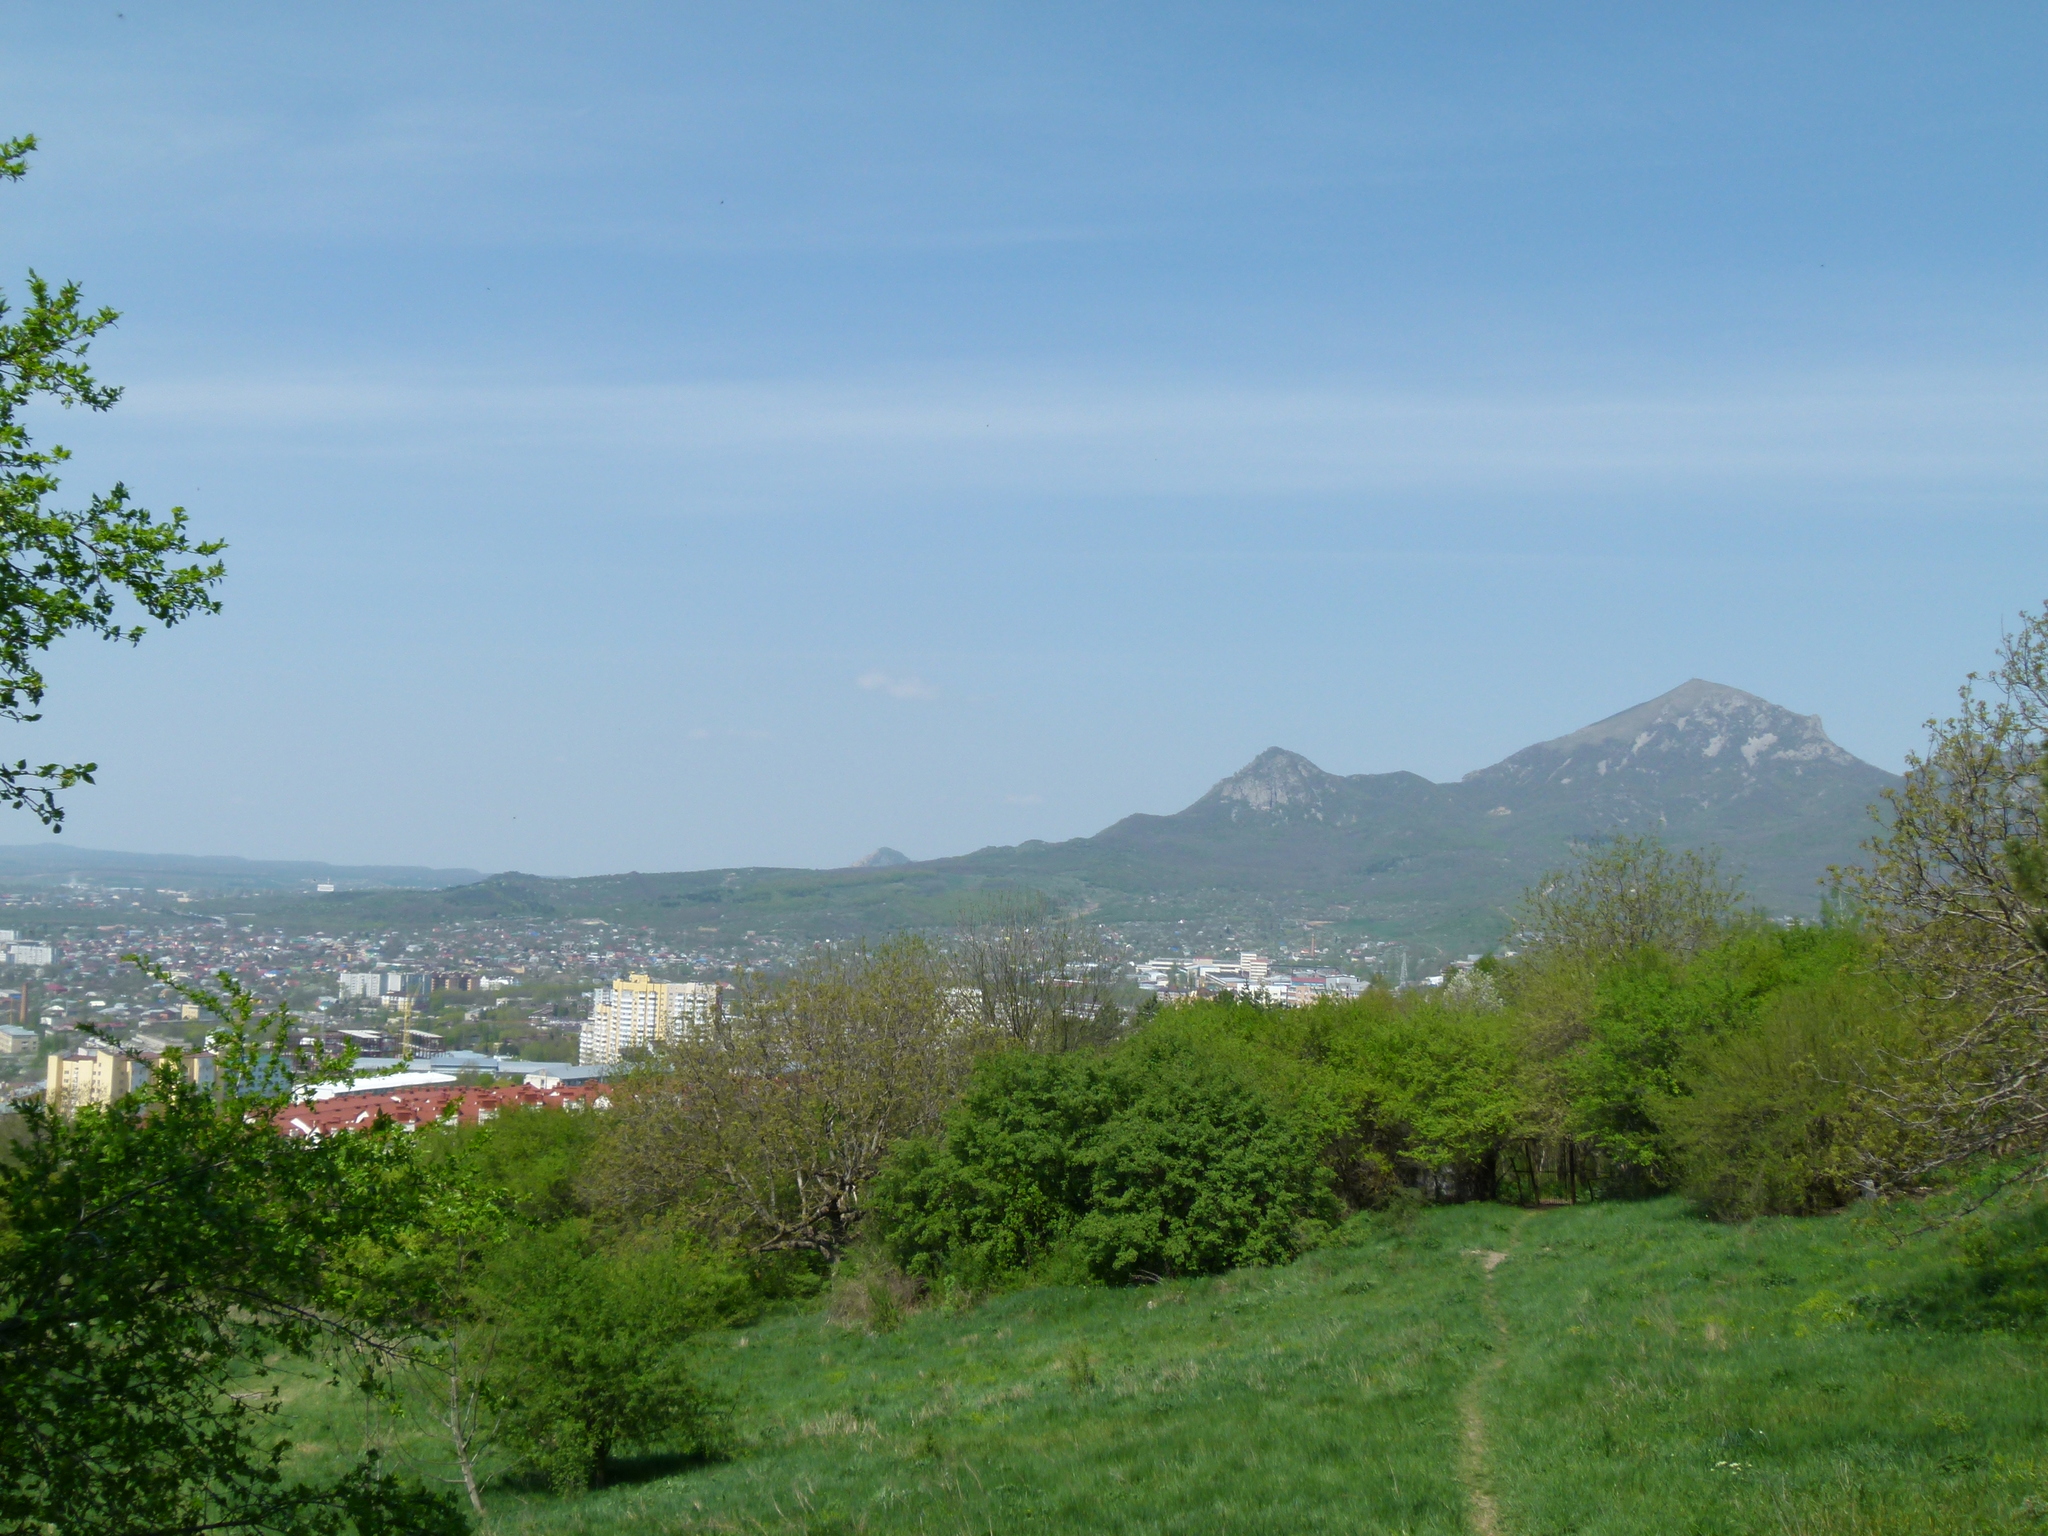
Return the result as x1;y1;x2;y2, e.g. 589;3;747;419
0;675;1899;876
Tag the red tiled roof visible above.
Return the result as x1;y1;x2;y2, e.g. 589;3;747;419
275;1080;607;1138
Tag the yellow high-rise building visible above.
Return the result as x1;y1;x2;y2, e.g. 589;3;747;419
579;974;718;1064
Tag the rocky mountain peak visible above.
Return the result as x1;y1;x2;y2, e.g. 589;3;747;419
1202;748;1338;818
1463;679;1865;789
848;846;911;869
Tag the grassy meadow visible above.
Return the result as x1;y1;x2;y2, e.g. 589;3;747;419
281;1193;2048;1535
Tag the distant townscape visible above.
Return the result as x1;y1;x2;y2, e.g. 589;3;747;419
0;679;1897;1120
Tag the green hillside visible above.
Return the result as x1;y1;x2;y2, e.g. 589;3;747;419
198;680;1897;956
283;1194;2048;1535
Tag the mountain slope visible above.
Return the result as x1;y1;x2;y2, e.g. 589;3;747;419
190;681;1897;953
929;680;1893;938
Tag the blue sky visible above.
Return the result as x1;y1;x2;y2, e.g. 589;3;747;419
2;3;2043;874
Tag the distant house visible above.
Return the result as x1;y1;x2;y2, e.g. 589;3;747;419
0;1023;35;1057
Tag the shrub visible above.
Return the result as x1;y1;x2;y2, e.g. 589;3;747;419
1659;968;1905;1218
872;1030;1329;1288
1558;922;1876;1183
480;1225;748;1492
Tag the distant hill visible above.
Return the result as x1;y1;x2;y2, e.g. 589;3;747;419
971;678;1899;946
0;845;482;897
188;681;1898;955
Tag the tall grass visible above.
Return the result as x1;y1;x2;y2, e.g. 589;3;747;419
1483;1198;2048;1535
283;1196;2048;1534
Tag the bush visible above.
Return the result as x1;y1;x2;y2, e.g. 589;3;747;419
1558;922;1877;1184
480;1225;749;1492
1654;951;1913;1218
825;1244;927;1333
872;1029;1330;1288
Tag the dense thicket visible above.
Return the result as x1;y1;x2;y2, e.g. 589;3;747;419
869;909;1915;1289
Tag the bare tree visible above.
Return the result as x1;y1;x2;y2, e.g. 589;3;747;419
1850;602;2048;1186
954;891;1125;1052
583;935;993;1256
1514;832;1742;966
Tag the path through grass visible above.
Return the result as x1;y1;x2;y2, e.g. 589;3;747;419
286;1197;2048;1533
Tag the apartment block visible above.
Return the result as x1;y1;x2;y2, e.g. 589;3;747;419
579;974;719;1064
45;1044;216;1114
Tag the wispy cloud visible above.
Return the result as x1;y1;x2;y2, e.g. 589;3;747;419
857;671;937;701
123;367;2048;501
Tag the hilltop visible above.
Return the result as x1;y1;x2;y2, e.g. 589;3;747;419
179;681;1897;955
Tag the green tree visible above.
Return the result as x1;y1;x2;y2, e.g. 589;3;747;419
1852;601;2048;1187
1537;921;1866;1180
335;1107;751;1508
1658;967;1902;1218
0;970;466;1536
0;136;225;826
1348;1001;1528;1198
331;1145;509;1521
874;1026;1330;1288
586;936;991;1256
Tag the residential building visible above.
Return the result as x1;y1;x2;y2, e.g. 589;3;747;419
338;970;433;1001
45;1046;133;1112
0;1023;35;1057
276;1073;608;1139
8;942;53;967
579;974;719;1064
44;1043;214;1113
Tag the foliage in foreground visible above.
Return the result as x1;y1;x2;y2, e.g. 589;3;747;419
479;1223;746;1493
336;1103;762;1506
0;976;466;1536
0;134;226;828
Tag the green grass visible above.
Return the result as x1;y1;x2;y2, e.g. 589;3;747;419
287;1197;2048;1534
